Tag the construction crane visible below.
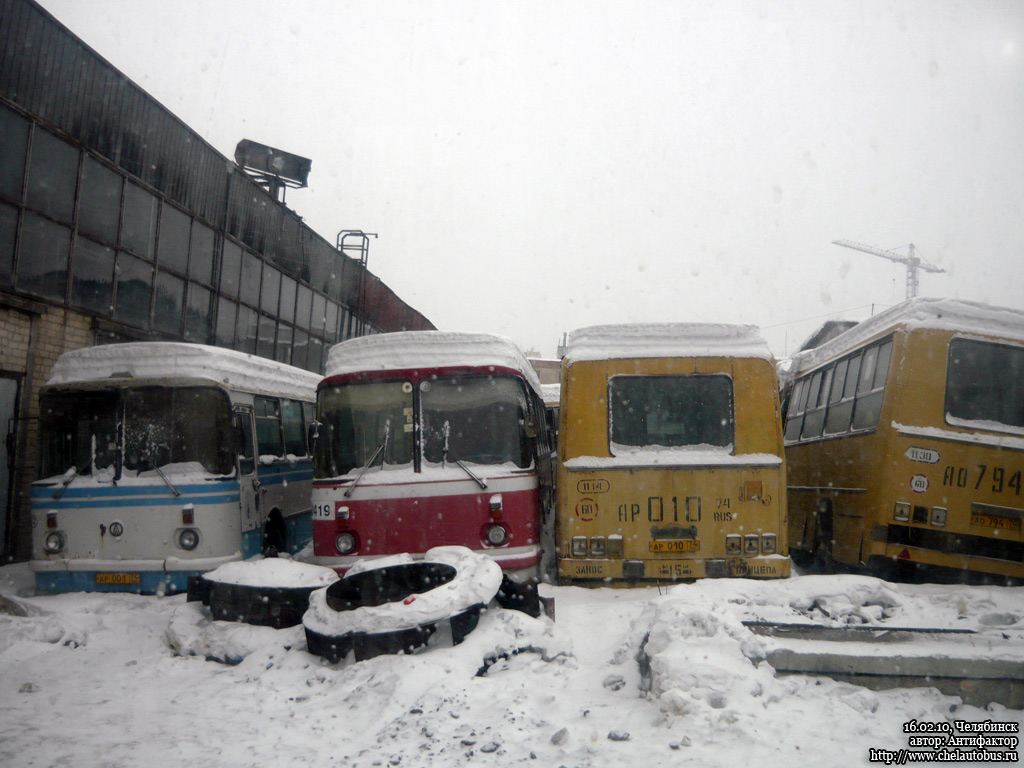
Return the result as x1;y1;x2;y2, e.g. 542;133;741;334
833;239;945;300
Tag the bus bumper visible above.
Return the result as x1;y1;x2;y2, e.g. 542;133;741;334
30;554;243;594
558;554;791;584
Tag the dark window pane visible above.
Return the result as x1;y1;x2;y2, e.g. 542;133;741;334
26;129;77;224
239;251;261;307
324;301;339;344
279;274;296;324
946;338;1024;430
292;328;309;369
609;374;734;450
843;354;861;399
0;202;17;284
311;292;326;336
78;157;121;243
153;271;185;334
189;221;215;285
858;346;878;394
157;202;190;274
220;239;241;298
17;212;69;301
308;335;323;373
824;400;854;435
296;284;313;330
215;297;237;347
852;391;885;431
254;396;283;456
282;399;307;456
829;359;849;404
184;283;212;342
121;183;157;259
235;304;258;353
261;265;280;315
873;341;893;389
275;323;293;364
71;236;115;315
114;252;153;328
0;105;29;201
257;314;276;358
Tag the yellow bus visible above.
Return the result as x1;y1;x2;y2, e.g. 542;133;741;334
556;324;790;585
783;298;1024;584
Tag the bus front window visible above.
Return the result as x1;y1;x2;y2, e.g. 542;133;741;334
946;338;1024;433
421;376;531;468
316;381;414;478
38;390;119;481
609;374;734;452
122;386;233;475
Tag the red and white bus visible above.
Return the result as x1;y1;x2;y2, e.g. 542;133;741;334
309;332;554;581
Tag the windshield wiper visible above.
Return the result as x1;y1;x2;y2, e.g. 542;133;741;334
345;419;390;498
53;464;85;500
144;425;180;497
442;421;487;490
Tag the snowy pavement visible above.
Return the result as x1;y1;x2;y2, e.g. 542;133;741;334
1;561;1023;767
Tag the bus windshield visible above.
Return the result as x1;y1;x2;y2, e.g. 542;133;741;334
421;375;531;468
38;389;120;480
121;387;234;475
316;381;415;477
38;385;234;481
946;338;1024;432
609;374;734;452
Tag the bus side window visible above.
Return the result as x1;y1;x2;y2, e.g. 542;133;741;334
801;366;833;440
824;357;854;435
852;340;893;431
281;399;307;456
254;396;285;459
234;408;256;476
783;378;806;443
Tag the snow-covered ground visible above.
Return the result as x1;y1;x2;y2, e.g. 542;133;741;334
1;559;1022;768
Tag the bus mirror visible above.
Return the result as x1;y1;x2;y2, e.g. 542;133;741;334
524;418;538;440
307;420;321;454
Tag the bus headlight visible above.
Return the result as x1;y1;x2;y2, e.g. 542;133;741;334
485;524;508;546
178;529;200;551
930;507;947;527
744;534;760;555
589;536;606;557
335;532;357;555
44;531;65;554
571;536;588;557
761;534;777;554
725;535;741;555
894;502;911;522
607;534;624;557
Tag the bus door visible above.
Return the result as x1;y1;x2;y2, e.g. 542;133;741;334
233;405;260;535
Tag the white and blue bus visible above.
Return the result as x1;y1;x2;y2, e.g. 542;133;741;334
30;342;321;593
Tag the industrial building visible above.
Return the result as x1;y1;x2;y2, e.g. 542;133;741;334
0;0;434;562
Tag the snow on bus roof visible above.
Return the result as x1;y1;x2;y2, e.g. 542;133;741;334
563;323;774;363
46;342;321;401
791;297;1024;373
324;331;544;394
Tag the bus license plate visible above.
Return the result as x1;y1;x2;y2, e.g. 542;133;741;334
971;513;1022;532
95;572;142;585
649;539;700;553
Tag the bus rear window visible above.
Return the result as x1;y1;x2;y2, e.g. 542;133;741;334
609;374;733;451
946;338;1024;432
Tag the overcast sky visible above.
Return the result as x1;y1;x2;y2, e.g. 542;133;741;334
36;0;1024;358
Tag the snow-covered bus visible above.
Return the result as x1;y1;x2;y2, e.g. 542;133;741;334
783;298;1024;584
309;332;554;580
31;342;321;593
556;324;790;584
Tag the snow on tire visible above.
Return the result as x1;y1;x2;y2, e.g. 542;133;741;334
303;546;503;663
187;558;339;629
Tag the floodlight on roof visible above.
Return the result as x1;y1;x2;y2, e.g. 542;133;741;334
234;139;312;202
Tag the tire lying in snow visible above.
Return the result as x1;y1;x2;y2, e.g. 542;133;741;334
187;559;339;629
303;546;503;663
